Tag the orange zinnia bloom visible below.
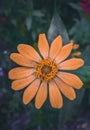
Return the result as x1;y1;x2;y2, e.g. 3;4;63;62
9;34;84;109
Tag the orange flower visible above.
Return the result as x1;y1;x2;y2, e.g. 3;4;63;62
9;34;84;109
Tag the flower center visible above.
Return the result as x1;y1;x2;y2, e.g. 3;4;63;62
36;59;57;81
41;65;52;74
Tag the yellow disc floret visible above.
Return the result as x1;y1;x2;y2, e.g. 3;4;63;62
36;59;57;81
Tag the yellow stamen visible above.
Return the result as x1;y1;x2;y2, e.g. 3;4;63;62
36;59;57;81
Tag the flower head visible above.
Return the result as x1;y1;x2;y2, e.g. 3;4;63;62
81;0;90;14
9;34;84;109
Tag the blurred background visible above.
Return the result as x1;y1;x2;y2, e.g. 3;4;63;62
0;0;90;130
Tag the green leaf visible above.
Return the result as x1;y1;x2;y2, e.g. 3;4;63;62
47;12;69;44
82;45;90;66
69;17;90;45
89;90;90;105
58;88;85;128
69;3;82;11
26;16;32;30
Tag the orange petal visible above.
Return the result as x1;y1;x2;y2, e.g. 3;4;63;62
49;36;62;60
57;72;83;89
35;81;47;109
54;77;76;100
23;79;40;104
10;53;37;67
49;80;63;108
9;67;35;80
38;34;49;58
11;74;36;90
55;43;73;64
58;58;84;70
72;52;81;57
72;44;79;50
17;44;41;62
